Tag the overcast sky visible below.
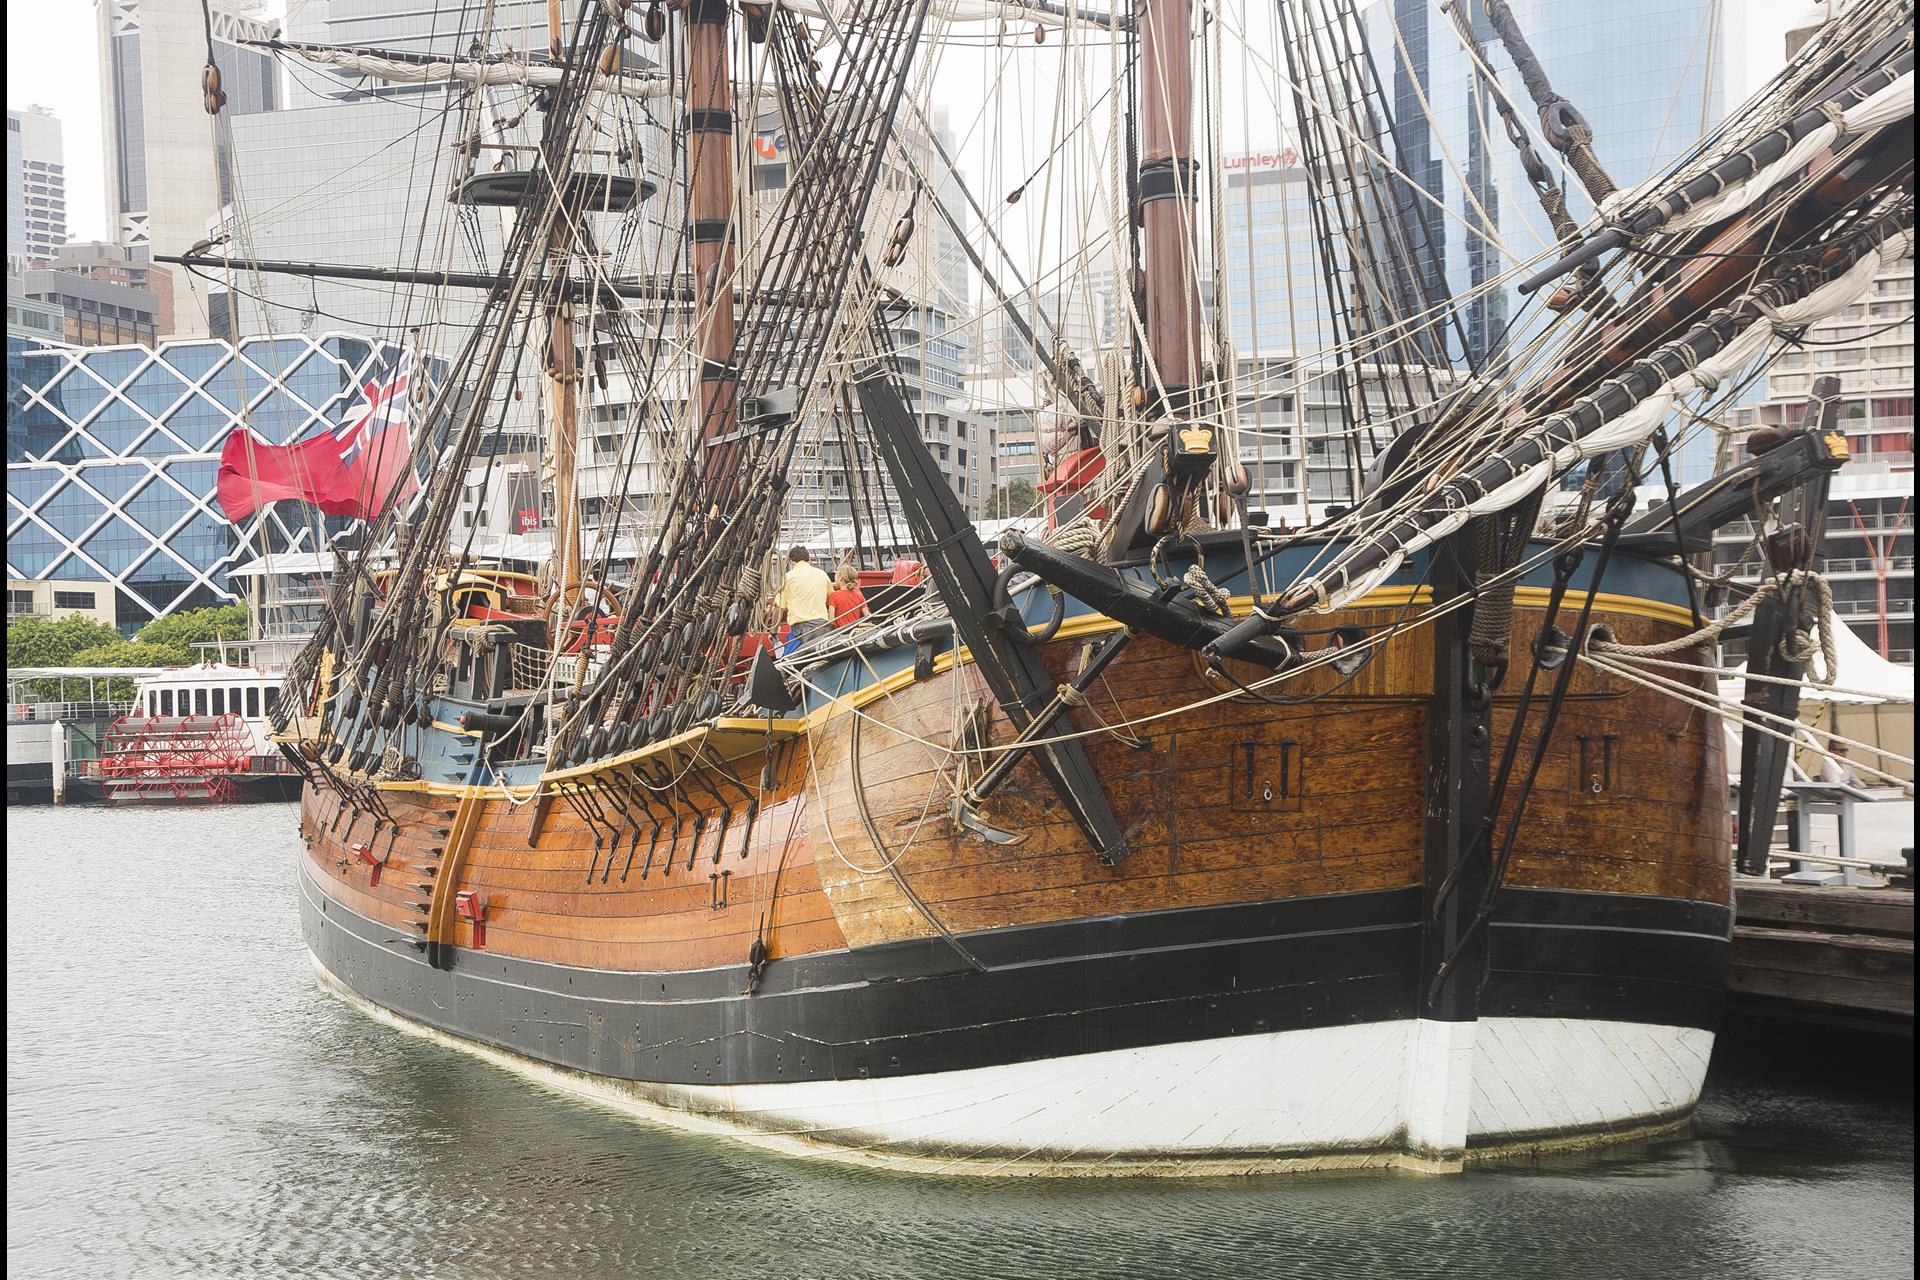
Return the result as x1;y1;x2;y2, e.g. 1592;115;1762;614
11;0;1808;249
11;0;108;241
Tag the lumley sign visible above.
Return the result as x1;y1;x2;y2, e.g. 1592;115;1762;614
1222;148;1301;174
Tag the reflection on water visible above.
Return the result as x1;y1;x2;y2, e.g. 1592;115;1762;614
7;806;1913;1279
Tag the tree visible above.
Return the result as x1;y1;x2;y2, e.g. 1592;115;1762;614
5;615;120;669
987;478;1039;520
134;602;250;655
68;640;193;669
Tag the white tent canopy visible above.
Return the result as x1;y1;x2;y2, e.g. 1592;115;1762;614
1720;621;1915;706
1818;622;1917;703
1718;620;1916;790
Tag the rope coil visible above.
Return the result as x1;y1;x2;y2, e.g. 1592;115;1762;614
1183;564;1231;615
1589;568;1838;685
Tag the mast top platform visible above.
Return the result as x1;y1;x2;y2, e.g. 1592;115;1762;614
454;170;656;212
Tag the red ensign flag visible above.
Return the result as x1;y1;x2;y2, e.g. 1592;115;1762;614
216;353;419;523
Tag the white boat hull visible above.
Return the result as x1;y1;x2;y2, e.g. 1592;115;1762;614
316;958;1706;1175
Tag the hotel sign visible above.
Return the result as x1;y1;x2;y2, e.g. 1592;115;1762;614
1223;147;1301;174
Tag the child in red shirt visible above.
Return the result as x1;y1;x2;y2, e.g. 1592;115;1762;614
827;565;868;628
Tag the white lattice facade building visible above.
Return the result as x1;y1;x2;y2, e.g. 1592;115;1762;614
7;332;418;629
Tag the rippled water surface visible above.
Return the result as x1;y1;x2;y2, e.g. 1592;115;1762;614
8;806;1914;1279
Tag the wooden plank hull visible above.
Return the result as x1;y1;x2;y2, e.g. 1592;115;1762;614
297;590;1733;1171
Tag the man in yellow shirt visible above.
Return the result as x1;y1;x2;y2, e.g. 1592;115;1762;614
774;545;832;652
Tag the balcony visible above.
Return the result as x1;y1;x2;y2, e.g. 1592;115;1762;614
1832;596;1915;618
1715;517;1915;545
1822;555;1915;575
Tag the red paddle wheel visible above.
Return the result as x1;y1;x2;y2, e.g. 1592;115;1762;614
98;713;254;805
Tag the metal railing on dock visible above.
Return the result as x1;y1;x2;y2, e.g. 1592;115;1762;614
8;701;133;724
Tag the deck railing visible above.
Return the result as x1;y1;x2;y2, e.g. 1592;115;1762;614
6;701;134;723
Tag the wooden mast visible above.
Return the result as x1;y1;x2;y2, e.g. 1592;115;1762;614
548;296;583;619
686;0;741;493
1137;0;1202;408
545;2;583;623
1097;0;1215;557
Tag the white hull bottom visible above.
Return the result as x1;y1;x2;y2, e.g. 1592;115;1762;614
315;957;1710;1176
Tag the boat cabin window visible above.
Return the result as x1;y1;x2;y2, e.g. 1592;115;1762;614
246;687;260;718
159;689;174;716
212;688;226;716
231;686;243;714
266;687;280;715
193;688;208;716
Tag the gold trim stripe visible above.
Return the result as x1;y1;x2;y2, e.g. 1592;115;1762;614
366;584;1696;797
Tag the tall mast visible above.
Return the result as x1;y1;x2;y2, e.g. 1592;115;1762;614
1097;0;1215;556
548;294;583;617
545;4;583;622
1137;0;1202;408
686;0;741;495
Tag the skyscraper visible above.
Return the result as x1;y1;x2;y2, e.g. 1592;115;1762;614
1361;0;1725;483
1217;146;1330;360
1366;0;1724;359
1716;13;1913;667
1718;281;1914;666
98;0;278;337
979;274;1115;381
738;109;994;525
5;113;21;272
8;106;68;265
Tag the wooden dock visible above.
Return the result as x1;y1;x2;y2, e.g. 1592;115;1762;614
1728;880;1915;1036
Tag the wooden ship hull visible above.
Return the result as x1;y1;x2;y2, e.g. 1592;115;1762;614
296;542;1730;1174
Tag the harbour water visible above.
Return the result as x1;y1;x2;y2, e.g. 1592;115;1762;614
7;805;1913;1279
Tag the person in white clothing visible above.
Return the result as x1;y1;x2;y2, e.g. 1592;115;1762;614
1819;742;1864;788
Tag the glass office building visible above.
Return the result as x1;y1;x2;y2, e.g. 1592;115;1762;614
1219;148;1334;360
1369;0;1725;355
1365;0;1725;480
7;332;417;628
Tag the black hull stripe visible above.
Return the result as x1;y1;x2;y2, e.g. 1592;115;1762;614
1494;887;1733;937
301;863;1727;1086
